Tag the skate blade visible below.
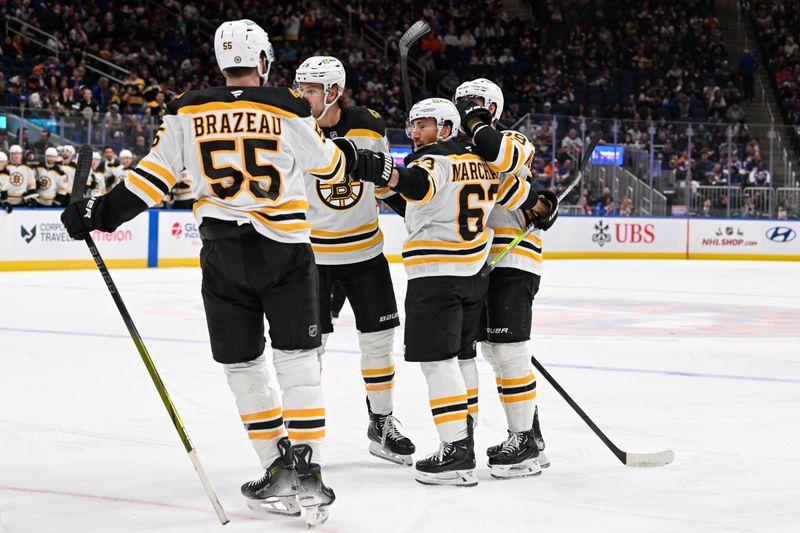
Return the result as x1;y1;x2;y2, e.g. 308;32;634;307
488;458;542;479
369;441;413;466
246;496;301;517
415;469;478;487
304;504;331;527
537;450;550;469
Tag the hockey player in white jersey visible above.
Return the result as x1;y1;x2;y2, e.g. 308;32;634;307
0;152;13;212
5;145;38;206
61;19;383;526
35;147;69;206
353;98;556;486
106;149;134;191
294;55;415;465
61;145;77;195
454;78;558;478
87;152;106;197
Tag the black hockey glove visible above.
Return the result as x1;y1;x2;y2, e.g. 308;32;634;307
523;190;559;231
455;99;493;138
61;195;106;240
332;137;358;176
0;191;12;213
354;149;394;188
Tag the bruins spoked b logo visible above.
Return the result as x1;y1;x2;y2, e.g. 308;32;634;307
10;172;24;187
316;177;363;210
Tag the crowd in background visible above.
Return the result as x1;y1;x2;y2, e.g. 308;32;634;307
0;0;797;218
750;0;800;157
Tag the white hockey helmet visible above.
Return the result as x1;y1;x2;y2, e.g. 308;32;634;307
63;145;76;157
45;147;58;158
0;152;7;163
92;151;102;160
9;145;23;155
407;98;461;142
119;149;133;160
295;56;346;121
454;78;505;123
214;20;274;85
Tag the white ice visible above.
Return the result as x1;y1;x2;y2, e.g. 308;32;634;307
1;260;799;533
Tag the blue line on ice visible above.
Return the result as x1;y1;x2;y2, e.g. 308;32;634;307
3;325;799;385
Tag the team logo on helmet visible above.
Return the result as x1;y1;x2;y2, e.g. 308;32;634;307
316;177;363;210
10;172;23;187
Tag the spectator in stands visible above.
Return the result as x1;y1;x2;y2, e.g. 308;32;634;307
619;196;634;216
33;131;54;157
77;88;98;119
739;49;757;100
741;194;758;217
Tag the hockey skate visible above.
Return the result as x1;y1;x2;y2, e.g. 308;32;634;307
488;406;550;468
368;400;415;466
242;437;301;517
415;417;477;487
292;444;335;527
532;405;550;468
488;430;541;479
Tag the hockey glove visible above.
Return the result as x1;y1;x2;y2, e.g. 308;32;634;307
354;149;394;188
455;99;493;138
332;137;358;176
523;190;559;231
0;191;12;213
61;195;106;240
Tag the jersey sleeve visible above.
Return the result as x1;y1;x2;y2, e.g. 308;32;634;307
474;128;535;176
403;155;445;204
124;115;182;207
495;167;532;211
293;116;346;184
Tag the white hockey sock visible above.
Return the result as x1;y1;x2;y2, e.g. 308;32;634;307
359;329;395;416
274;349;325;463
493;342;537;433
458;358;479;426
224;355;285;469
421;359;468;443
481;341;505;406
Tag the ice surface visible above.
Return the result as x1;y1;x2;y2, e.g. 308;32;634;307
1;260;799;532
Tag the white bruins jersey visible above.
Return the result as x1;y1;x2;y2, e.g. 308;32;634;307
400;134;533;280
5;163;38;205
88;169;106;196
106;163;127;190
486;131;542;275
122;86;346;244
61;162;76;193
306;106;393;265
36;164;69;206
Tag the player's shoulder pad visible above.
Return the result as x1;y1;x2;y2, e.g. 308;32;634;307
404;140;474;165
341;106;386;137
166;86;312;117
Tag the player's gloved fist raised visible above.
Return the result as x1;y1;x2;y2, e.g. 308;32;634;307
354;149;394;188
523;190;559;231
61;196;103;240
455;99;493;138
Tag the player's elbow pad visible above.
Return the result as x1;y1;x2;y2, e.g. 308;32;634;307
472;125;504;162
391;166;431;201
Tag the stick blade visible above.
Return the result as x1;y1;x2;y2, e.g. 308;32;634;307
625;449;675;468
399;20;431;52
70;144;94;205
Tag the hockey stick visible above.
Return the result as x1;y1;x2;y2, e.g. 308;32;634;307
531;355;674;467
399;20;431;113
479;133;602;278
68;145;230;525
